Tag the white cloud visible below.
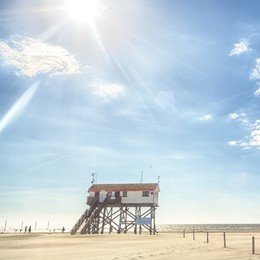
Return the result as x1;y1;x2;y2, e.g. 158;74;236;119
249;120;260;147
93;83;125;99
229;113;239;119
229;39;250;56
229;112;249;125
228;140;238;146
0;36;80;77
254;87;260;97
250;58;260;80
198;114;212;121
228;113;260;149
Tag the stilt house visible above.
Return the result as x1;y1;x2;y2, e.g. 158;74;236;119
71;183;160;235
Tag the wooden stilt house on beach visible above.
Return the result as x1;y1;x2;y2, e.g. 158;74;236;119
70;183;160;235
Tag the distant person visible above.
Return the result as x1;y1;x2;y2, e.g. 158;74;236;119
28;226;31;234
62;227;65;233
24;226;27;233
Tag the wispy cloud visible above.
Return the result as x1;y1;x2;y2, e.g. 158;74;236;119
0;154;63;183
254;87;260;97
229;113;239;119
228;113;260;149
228;140;239;146
166;152;202;160
0;36;80;77
155;90;177;112
250;58;260;80
93;83;125;99
198;114;212;121
229;39;250;56
229;112;249;125
0;81;40;134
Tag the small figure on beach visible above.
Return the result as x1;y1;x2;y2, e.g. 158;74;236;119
28;226;31;233
24;226;27;233
62;227;65;233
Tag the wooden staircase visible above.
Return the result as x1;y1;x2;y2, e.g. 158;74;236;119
70;208;89;235
70;197;108;235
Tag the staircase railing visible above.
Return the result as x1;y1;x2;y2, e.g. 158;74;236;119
80;197;108;234
70;209;89;235
70;197;100;235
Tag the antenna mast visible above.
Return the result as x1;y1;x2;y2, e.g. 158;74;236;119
91;172;97;184
140;171;143;183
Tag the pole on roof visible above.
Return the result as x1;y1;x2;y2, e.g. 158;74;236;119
140;171;143;183
157;176;160;183
91;172;97;184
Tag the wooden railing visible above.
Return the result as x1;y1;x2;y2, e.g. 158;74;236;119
81;197;109;234
71;196;122;235
71;198;99;235
70;209;88;235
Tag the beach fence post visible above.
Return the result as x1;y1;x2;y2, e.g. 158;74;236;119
193;229;195;240
207;232;209;243
20;221;23;232
183;229;185;238
223;232;226;248
252;236;255;254
4;220;7;232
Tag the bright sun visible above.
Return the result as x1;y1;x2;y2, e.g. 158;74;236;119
65;0;99;22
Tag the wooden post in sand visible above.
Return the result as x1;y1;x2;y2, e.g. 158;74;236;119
206;232;209;243
4;220;7;232
183;229;185;238
20;221;23;232
193;229;195;240
252;236;255;254
223;232;226;248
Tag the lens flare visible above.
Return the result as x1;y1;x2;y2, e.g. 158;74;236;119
0;81;40;134
65;0;98;22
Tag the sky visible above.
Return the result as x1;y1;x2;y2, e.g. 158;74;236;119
0;0;260;230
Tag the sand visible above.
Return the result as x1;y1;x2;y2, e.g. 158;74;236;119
0;231;260;259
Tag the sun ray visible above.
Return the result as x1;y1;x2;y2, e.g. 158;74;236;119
0;81;40;134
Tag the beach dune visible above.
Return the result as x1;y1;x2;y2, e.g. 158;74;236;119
0;232;259;259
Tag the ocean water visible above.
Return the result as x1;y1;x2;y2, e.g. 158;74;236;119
157;224;260;232
2;223;260;233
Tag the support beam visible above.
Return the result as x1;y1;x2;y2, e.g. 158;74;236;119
73;203;158;235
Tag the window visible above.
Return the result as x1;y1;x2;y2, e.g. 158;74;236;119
142;191;149;197
123;191;127;197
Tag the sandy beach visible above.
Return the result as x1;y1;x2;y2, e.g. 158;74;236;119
1;231;260;260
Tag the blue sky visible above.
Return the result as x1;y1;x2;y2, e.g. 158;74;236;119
0;0;260;229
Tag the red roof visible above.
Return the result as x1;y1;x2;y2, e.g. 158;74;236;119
88;183;159;192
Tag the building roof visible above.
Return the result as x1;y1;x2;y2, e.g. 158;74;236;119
88;183;160;192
